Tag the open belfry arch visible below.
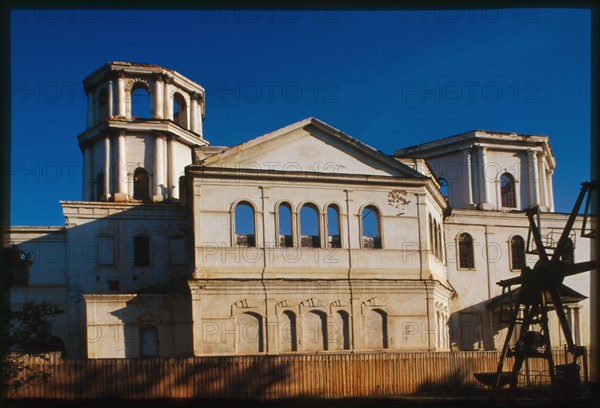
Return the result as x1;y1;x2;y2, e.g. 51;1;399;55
6;62;593;362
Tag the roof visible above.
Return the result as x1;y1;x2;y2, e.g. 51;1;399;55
198;117;427;180
394;129;555;169
486;283;587;309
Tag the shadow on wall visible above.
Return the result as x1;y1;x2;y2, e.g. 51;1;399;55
7;202;195;359
448;299;508;351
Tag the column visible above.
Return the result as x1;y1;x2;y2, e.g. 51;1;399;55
82;146;93;201
86;89;94;128
528;150;540;207
153;75;164;119
104;136;111;200
319;211;327;248
153;135;166;201
463;149;474;207
547;172;555;212
190;93;199;133
163;76;173;120
107;80;114;117
117;71;126;118
478;146;491;209
114;131;128;201
574;307;581;344
415;192;429;280
197;95;204;137
167;137;177;199
292;210;300;248
539;154;549;210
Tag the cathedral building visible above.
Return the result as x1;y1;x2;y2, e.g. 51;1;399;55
6;62;594;359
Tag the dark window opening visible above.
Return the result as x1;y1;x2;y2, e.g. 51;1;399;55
458;233;475;269
510;235;526;270
327;205;341;248
560;238;575;265
107;280;120;291
501;173;516;208
131;86;151;119
235;202;256;247
300;204;320;248
362;206;381;249
173;93;187;128
134;235;150;267
133;167;150;200
278;203;293;247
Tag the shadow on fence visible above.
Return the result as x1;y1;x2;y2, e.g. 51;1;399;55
7;349;595;399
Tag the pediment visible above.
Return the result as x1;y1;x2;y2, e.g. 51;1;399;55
200;118;424;179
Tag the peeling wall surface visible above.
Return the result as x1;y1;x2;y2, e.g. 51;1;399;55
6;62;594;359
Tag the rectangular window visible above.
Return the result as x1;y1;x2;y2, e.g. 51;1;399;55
97;236;114;265
134;235;150;267
107;280;120;291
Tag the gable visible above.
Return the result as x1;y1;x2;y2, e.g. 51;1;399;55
200;119;423;178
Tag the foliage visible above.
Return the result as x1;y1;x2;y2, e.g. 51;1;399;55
4;244;32;287
2;300;64;396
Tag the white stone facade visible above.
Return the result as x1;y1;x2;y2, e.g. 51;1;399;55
6;62;594;359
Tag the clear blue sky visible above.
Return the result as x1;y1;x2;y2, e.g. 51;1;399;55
10;8;591;226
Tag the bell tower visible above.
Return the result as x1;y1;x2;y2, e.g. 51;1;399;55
78;61;208;202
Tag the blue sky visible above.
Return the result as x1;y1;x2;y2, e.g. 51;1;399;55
10;8;591;226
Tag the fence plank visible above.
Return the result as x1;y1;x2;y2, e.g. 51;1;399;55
7;349;595;399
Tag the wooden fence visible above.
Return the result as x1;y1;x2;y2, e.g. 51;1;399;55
6;349;595;399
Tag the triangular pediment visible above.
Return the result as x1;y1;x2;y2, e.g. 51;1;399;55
200;118;424;179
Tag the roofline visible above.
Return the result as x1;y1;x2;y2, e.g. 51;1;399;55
200;117;427;179
394;129;556;169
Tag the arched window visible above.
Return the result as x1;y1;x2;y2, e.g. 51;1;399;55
96;172;104;201
501;173;516;208
438;224;444;261
300;204;320;248
277;202;293;247
236;312;264;353
131;85;151;119
234;202;256;247
361;206;382;249
173;93;187;128
429;214;434;253
510;235;526;270
133;167;150;200
560;238;575;265
279;311;298;352
331;310;350;351
96;88;109;122
458;233;475;269
365;309;388;349
326;204;341;248
438;177;449;201
433;220;439;259
139;326;159;358
303;310;328;351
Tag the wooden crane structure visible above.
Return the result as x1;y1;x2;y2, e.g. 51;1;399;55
490;180;596;399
